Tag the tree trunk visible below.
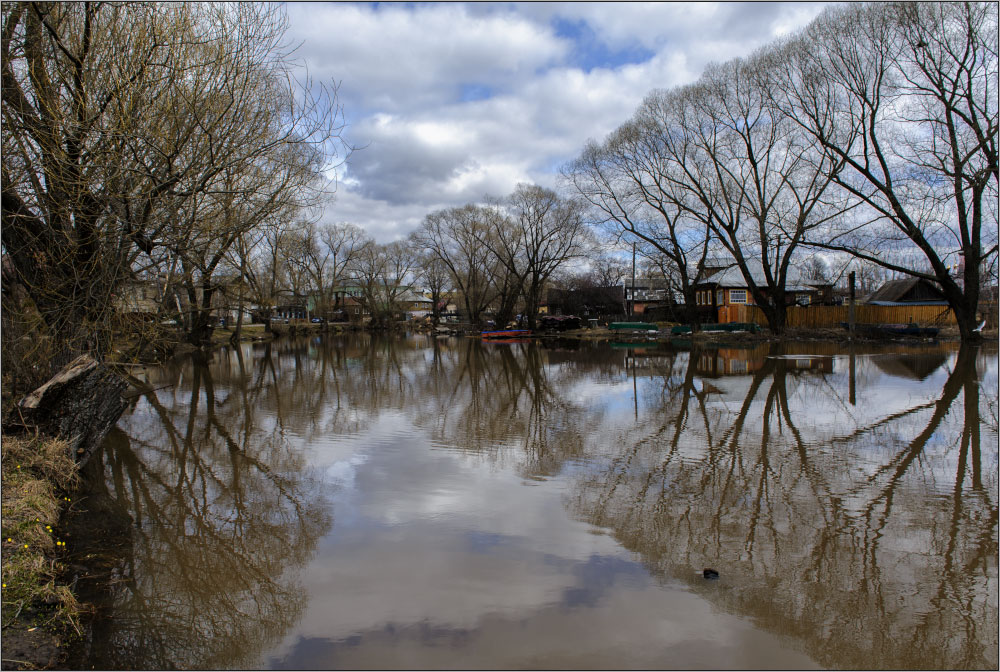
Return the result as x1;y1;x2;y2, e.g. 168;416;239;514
681;284;701;331
3;355;129;466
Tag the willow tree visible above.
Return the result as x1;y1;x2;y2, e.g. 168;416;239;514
414;205;499;326
565;120;714;329
486;184;589;330
766;1;998;341
1;2;344;386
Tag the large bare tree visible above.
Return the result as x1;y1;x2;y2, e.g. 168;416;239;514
766;1;998;340
645;59;846;333
349;240;417;328
565;120;714;328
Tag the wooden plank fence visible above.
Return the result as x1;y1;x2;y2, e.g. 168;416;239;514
724;304;956;328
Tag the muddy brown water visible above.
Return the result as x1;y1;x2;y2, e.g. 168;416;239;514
66;334;997;670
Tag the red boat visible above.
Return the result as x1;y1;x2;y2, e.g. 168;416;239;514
481;329;532;339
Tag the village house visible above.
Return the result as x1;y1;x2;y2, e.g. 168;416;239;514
624;278;672;315
395;288;435;320
546;285;625;319
692;263;834;324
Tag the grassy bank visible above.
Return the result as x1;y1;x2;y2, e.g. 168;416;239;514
1;435;82;669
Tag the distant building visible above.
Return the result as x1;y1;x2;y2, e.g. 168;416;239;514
624;278;672;315
546;286;625;318
395;288;434;320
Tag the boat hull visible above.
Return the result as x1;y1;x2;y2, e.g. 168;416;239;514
481;330;532;339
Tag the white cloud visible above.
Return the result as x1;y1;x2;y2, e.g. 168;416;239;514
286;2;828;243
286;3;567;113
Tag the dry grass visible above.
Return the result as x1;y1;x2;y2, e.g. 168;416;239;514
1;435;82;634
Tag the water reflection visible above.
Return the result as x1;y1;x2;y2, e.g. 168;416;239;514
74;351;332;670
81;335;997;669
570;344;997;670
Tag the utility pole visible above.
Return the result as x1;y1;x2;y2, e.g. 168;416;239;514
630;242;636;319
848;271;856;339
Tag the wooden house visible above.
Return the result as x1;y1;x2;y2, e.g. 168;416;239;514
692;263;833;324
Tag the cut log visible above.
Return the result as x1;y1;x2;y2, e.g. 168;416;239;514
4;355;129;465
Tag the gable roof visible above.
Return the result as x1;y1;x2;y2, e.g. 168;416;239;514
864;277;948;305
395;288;433;304
697;262;821;292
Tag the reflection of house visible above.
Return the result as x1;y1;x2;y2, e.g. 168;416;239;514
695;347;770;377
864;278;948;306
693;264;833;324
873;353;948;381
694;346;833;377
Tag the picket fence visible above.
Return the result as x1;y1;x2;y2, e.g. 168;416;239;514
722;303;956;328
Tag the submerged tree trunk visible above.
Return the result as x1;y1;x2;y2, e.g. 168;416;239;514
3;355;129;466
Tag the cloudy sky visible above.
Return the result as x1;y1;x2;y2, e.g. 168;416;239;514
285;2;827;242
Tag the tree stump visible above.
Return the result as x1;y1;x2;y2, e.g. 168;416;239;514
4;355;129;465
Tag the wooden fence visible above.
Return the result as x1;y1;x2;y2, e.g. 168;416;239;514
722;303;956;328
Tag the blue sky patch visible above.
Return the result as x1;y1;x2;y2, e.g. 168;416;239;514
459;83;494;103
552;17;656;72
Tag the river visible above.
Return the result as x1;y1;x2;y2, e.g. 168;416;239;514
68;333;998;669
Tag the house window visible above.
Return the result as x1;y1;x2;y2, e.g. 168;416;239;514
729;290;747;304
797;294;811;305
716;290;723;305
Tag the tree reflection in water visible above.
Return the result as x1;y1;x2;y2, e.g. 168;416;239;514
569;344;997;670
78;349;332;670
81;335;996;669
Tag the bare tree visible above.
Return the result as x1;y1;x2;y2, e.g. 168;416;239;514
414;205;497;326
565;118;714;328
409;239;451;324
349;240;417;328
767;1;998;340
1;2;346;373
644;57;847;333
319;222;368;310
486;184;589;330
229;210;299;329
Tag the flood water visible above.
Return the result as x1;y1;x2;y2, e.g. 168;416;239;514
70;334;997;670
